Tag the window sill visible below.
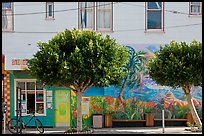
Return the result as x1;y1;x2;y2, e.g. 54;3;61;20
45;18;55;20
188;14;202;17
96;29;113;33
144;29;165;34
2;30;14;33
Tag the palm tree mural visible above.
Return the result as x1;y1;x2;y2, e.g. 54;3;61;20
118;46;149;117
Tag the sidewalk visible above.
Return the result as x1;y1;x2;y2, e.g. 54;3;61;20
2;126;202;134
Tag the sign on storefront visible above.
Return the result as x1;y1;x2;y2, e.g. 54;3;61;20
5;56;29;70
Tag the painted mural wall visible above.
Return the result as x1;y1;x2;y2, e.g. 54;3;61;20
70;44;202;127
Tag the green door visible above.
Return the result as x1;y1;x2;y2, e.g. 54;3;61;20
54;90;71;127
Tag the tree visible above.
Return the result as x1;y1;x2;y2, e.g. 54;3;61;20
148;40;202;126
27;28;129;131
119;46;149;114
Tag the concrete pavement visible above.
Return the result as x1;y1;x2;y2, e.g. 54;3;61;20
2;126;202;134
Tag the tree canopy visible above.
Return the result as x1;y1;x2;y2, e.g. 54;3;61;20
148;40;202;126
27;28;129;91
148;40;202;88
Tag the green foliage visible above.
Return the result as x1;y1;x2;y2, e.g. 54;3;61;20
148;40;202;88
173;105;190;119
27;28;129;88
144;106;153;113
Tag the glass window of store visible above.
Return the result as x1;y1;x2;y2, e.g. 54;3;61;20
145;2;164;31
14;79;46;116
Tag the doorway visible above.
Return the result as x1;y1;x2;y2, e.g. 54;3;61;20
54;90;71;127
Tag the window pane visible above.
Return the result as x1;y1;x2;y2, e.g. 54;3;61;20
97;10;110;28
147;11;162;29
80;10;93;28
79;2;93;29
98;2;111;9
27;82;35;90
17;82;25;90
36;103;44;114
148;2;162;9
27;93;35;114
21;91;26;101
80;2;92;9
48;5;52;16
191;2;200;5
2;2;11;9
191;6;200;13
36;81;43;90
36;91;44;102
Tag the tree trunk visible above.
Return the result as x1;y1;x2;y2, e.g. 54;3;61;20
119;76;128;112
183;87;202;126
76;91;83;132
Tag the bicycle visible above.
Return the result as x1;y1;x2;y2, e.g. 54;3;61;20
8;110;44;134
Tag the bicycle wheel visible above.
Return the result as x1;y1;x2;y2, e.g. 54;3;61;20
35;118;44;133
8;118;23;134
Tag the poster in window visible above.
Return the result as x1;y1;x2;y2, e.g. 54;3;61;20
21;103;27;113
46;97;52;102
46;90;52;97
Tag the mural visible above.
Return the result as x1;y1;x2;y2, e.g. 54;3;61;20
70;44;202;127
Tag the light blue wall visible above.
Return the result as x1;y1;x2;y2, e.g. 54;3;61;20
2;2;202;59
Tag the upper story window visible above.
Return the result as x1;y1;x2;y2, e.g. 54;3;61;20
96;2;113;31
189;2;202;15
78;2;113;32
78;2;95;30
2;2;14;32
46;2;54;19
2;2;12;9
145;2;164;32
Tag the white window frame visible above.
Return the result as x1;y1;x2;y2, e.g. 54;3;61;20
145;2;164;32
78;2;113;32
96;2;113;32
14;79;46;116
2;2;14;32
46;2;54;19
189;2;202;15
78;2;95;30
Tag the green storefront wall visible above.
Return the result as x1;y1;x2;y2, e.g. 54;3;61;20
9;71;72;127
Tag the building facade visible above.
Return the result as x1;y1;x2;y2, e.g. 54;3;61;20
2;2;202;128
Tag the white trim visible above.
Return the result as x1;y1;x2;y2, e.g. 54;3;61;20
14;79;46;116
145;2;164;31
189;2;202;15
46;2;54;19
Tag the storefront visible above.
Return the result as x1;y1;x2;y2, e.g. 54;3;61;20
5;57;72;127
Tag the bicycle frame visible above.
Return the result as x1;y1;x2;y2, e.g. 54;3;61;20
19;113;38;128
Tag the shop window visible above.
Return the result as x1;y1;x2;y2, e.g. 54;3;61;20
15;80;46;116
145;2;164;32
189;2;202;15
2;2;14;32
